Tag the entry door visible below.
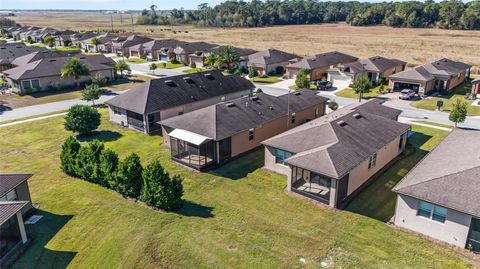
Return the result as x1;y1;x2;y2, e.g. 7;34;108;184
467;218;480;251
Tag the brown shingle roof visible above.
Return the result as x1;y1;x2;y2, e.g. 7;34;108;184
248;49;299;66
287;51;357;70
0;174;32;197
0;201;28;225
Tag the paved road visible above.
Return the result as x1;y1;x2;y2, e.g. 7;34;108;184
129;62;188;77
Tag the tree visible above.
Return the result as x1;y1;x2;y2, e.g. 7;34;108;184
64;105;101;135
328;100;339;111
149;5;158;24
352;76;372;102
74;141;104;182
248;65;259;78
141;159;184;211
60;136;81;176
218;46;240;69
204;53;219;68
99;148;119;188
61;58;90;87
91;74;108;87
82;84;101;106
449;99;468;127
43;35;55;48
149;63;158;74
115;60;131;78
116;153;143;198
295;68;311;89
90;37;102;52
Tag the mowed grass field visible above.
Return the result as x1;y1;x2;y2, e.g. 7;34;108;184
12;12;480;70
0;109;477;268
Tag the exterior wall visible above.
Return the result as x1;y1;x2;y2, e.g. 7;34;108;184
263;146;291;176
15;182;33;215
286;67;300;79
447;71;466;90
347;132;407;195
310;66;331;81
394;194;472;248
472;83;480;95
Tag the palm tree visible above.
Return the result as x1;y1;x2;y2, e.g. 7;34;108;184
61;58;90;87
218;46;240;69
90;37;102;53
115;60;131;78
204;53;219;68
149;5;158;25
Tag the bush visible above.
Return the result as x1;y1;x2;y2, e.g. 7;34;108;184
116;153;143;198
60;136;81;176
141;159;183;211
190;62;196;68
64;105;101;135
99;148;119;188
295;69;310;89
91;74;108;86
74;141;104;182
248;65;258;78
170;57;180;64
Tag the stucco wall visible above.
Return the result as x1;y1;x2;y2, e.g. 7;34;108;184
394;194;472;248
472;83;480;95
263;146;291;176
447;71;466;90
16;181;33;215
347;133;406;195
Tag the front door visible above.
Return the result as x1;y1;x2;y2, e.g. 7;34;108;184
467;218;480;252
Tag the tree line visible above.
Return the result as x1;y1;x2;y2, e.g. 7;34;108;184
137;0;480;30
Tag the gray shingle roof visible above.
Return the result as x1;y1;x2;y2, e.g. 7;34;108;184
262;99;409;178
358;56;406;73
287;51;358;70
11;50;81;66
173;42;218;55
0;201;28;225
0;42;47;65
160;89;328;140
106;70;255;115
248;49;299;66
0;174;32;197
393;129;480;217
389;58;471;83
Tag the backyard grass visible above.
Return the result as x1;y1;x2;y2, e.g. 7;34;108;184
183;68;208;74
0;110;475;268
346;126;450;222
335;84;386;99
0;75;150;110
157;62;184;69
251;76;282;84
410;82;480;116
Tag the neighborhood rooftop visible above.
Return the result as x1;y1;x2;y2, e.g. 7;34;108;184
287;51;358;69
0;42;46;65
389;58;472;82
247;49;299;65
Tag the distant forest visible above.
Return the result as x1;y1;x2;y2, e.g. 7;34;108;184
137;0;480;30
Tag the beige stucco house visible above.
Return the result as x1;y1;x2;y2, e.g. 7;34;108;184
247;49;300;75
262;99;409;209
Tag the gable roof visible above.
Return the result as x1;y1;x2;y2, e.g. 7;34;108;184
0;42;47;65
11;50;81;66
160;89;328;141
287;51;358;70
393;129;480;217
116;35;154;49
130;39;183;52
0;174;32;197
106;70;255;115
262;99;409;179
389;58;471;83
173;42;218;55
359;56;406;72
0;201;28;225
248;49;299;66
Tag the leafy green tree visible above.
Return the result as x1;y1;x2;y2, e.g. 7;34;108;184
114;60;131;78
61;58;90;87
218;46;240;69
74;141;104;182
64;105;101;135
91;74;108;87
295;68;311;89
60;136;81;176
116;153;143;198
90;37;102;52
43;35;55;48
82;84;101;106
352;76;372;102
449;99;468;127
149;63;158;74
204;53;219;68
141;159;184;211
99;148;119;188
248;65;258;78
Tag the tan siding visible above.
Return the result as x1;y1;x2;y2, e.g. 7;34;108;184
263;146;291;176
15;181;33;214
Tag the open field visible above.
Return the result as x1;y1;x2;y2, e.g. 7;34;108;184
0;108;477;268
11;12;480;71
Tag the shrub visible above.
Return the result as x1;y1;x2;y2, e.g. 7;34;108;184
64;105;101;135
116;153;143;198
141;159;184;211
248;65;258;78
91;74;108;86
99;148;119;188
60;136;81;176
170;57;179;64
74;141;104;182
328;100;339;111
190;62;196;68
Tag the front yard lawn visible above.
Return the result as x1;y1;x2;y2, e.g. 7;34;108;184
126;58;147;64
252;76;282;84
346;125;450;222
0;75;150;110
157;62;184;69
183;68;208;74
410;82;480;116
335;84;386;99
0;110;474;268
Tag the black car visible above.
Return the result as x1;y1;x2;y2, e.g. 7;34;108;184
316;80;333;90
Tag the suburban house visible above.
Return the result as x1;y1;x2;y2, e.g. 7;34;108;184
127;39;181;60
160;89;328;171
111;35;153;56
2;54;116;93
472;77;480;96
393;129;480;252
52;30;79;47
327;56;406;88
10;50;81;67
173;42;218;64
247;49;300;75
23;27;58;43
262;99;409;209
81;33;118;53
0;174;34;268
388;58;471;96
188;46;257;69
105;70;255;134
11;27;39;41
0;42;46;72
69;32;98;48
286;51;358;81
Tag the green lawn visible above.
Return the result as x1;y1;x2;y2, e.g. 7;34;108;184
183;68;208;74
252;76;282;84
53;47;81;51
157;62;184;69
414;121;453;129
0;113;473;268
289;84;317;90
126;58;147;64
410;82;480;116
335;84;386;99
346;126;449;221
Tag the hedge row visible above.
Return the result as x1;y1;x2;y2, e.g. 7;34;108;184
60;136;183;211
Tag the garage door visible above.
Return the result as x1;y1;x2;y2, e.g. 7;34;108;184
330;74;351;89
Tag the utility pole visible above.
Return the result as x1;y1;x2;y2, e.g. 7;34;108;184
120;14;123;25
131;14;134;33
110;15;114;32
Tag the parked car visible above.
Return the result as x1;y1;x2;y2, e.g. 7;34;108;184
316;80;332;90
399;89;416;100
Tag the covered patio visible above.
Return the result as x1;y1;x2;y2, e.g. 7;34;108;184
169;129;215;170
291;166;332;205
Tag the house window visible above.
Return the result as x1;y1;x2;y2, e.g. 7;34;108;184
0;189;17;202
31;80;40;89
368;152;377;170
315;107;319;117
399;133;405;150
248;128;255;141
112;106;122;115
275;149;293;164
291;113;296;124
21;80;31;90
417;201;448;223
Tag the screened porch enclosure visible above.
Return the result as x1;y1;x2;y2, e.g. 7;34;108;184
291;166;332;205
169;129;215;170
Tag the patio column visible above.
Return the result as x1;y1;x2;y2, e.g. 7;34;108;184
16;212;27;244
329;179;337;208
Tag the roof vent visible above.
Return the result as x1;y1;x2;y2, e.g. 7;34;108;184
183;77;194;84
353;113;362;119
294;92;301;96
190;95;197;101
226;102;235;107
251;96;259;101
165;80;176;87
49;59;56;62
337;120;347;126
204;73;215;80
269;105;274;110
79;56;86;59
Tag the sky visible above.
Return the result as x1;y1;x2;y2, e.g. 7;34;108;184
0;0;225;10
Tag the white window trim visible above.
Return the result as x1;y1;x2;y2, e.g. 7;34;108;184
417;201;448;224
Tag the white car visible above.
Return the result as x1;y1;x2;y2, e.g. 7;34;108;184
399;89;416;100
